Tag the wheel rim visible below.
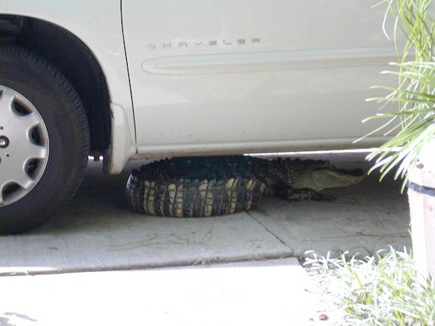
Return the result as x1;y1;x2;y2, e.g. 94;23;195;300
0;85;49;207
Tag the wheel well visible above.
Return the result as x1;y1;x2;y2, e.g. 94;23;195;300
0;15;111;153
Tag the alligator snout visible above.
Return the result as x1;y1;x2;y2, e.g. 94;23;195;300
309;168;366;192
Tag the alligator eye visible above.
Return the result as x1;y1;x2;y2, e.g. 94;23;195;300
350;168;365;176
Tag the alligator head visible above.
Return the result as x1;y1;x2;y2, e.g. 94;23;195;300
289;161;366;192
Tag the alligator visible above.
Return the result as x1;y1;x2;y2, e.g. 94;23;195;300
126;156;366;217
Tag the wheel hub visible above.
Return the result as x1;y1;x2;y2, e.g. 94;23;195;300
0;136;9;148
0;85;49;207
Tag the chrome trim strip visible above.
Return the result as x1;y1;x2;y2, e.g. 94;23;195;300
142;47;397;75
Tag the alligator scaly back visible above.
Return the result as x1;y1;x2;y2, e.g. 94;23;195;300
125;156;365;217
126;156;267;217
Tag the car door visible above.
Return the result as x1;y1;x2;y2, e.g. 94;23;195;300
122;0;393;155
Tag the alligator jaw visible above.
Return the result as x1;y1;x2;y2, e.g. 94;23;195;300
309;168;366;192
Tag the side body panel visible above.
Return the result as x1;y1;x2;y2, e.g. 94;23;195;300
0;0;135;149
122;0;395;156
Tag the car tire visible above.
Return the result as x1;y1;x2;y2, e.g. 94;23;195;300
0;43;89;234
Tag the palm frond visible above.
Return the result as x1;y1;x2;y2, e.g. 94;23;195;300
362;0;435;189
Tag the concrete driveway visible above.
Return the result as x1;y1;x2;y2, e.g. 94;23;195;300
0;152;412;325
0;151;411;275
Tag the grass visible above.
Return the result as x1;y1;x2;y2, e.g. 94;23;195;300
303;248;435;325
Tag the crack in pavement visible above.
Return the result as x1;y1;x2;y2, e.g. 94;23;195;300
246;210;295;256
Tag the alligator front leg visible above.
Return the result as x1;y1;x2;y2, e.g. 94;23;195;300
276;188;336;202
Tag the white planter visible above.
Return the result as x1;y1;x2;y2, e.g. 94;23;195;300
408;137;435;279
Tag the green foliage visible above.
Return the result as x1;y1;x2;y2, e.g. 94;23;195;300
304;248;435;325
362;0;435;188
